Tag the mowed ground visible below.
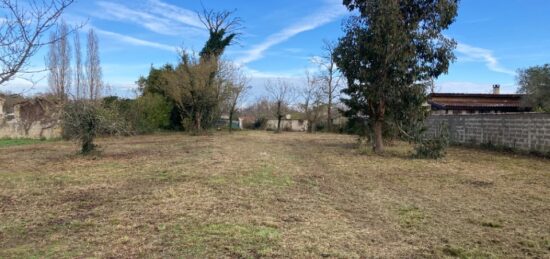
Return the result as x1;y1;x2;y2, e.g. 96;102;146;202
0;131;549;258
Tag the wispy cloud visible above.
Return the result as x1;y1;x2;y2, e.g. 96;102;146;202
147;0;203;28
456;42;516;76
96;1;178;36
242;66;300;79
94;1;204;37
236;1;347;64
94;28;176;52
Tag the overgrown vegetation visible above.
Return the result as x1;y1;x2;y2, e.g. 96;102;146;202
103;94;172;134
136;9;243;134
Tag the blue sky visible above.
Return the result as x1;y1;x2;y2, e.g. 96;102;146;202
2;0;550;98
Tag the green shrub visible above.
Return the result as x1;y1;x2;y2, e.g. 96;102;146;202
133;94;172;133
102;95;172;134
413;123;449;159
314;122;326;132
253;117;268;130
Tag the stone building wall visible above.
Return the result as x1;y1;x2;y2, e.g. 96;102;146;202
0;98;61;139
266;119;309;132
425;113;550;152
0;97;4;117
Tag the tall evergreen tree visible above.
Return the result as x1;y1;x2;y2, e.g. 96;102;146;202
334;0;458;152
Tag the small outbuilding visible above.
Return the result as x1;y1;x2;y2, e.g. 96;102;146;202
266;114;309;132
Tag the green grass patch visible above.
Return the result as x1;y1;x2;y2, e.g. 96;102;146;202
440;245;497;259
0;138;56;148
162;223;280;257
209;165;293;188
398;205;426;228
240;165;293;187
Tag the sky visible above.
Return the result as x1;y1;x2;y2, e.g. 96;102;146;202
2;0;550;98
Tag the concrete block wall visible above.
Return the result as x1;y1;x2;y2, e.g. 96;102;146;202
425;113;550;152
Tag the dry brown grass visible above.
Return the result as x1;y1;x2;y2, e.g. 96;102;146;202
0;131;549;258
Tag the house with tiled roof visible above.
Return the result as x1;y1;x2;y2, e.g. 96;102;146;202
427;85;532;115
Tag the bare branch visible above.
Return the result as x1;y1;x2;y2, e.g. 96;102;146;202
0;0;76;86
46;20;71;102
312;39;344;131
265;78;295;132
198;7;243;35
85;28;103;100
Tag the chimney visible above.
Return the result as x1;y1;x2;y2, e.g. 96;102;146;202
492;84;500;95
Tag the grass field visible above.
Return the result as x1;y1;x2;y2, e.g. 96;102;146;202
0;138;54;148
0;131;549;258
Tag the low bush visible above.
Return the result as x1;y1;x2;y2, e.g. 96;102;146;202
102;94;172;134
62;101;129;154
133;94;172;133
413;123;449;159
253;117;268;130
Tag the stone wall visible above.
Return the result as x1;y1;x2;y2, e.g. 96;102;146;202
266;119;309;132
0;120;61;139
0;97;4;116
425;113;550;152
0;98;62;139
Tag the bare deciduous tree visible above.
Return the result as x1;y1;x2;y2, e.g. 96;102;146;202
313;40;343;132
73;29;85;99
301;71;324;132
222;62;250;132
0;0;75;86
240;96;274;121
198;8;242;34
198;8;242;60
85;28;103;100
46;21;71;102
265;78;294;133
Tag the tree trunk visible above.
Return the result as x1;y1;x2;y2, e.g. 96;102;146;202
276;101;282;133
195;111;202;133
228;109;234;133
373;119;384;153
327;93;332;132
373;101;385;153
